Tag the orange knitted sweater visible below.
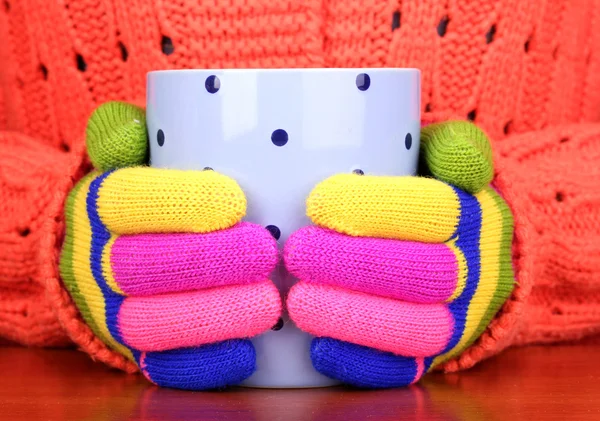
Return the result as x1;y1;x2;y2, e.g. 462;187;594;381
0;0;599;374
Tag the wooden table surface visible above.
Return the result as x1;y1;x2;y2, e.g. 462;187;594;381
0;344;599;421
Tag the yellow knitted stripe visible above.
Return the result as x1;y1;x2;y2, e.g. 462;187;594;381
102;235;124;295
446;239;467;302
70;176;134;361
432;188;502;367
96;167;247;235
307;175;461;243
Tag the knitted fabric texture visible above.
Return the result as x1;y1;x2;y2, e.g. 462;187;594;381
86;102;148;171
1;0;599;374
59;167;281;388
286;171;515;386
420;121;494;193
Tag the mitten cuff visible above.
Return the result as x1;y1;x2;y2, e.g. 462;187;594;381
36;138;139;373
436;132;538;372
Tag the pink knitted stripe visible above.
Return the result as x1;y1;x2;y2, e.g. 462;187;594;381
285;227;458;303
111;222;278;296
118;281;281;352
139;352;151;381
288;282;453;357
412;357;425;384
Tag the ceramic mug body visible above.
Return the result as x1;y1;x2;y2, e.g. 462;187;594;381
146;68;421;388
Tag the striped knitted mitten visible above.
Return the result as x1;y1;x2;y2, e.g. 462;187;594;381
60;102;281;390
285;121;515;388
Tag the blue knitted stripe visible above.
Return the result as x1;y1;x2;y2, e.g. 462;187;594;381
308;187;483;388
142;340;256;390
424;356;435;372
87;171;125;345
87;172;257;389
311;338;419;388
442;187;482;354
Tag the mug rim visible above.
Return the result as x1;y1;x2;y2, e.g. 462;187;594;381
148;67;420;76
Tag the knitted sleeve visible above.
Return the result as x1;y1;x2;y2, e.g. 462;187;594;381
0;132;88;348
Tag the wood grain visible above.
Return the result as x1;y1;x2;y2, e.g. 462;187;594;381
0;344;599;420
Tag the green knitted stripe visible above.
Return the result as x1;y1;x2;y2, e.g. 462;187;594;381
421;121;494;194
58;174;105;340
470;187;516;344
86;101;148;171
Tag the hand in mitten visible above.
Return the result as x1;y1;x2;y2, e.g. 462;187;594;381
59;102;281;390
285;121;514;388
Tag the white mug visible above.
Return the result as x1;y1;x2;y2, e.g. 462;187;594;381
146;68;421;388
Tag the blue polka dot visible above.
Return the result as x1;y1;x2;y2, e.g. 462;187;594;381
205;75;220;94
272;318;284;331
266;225;281;240
271;129;288;147
356;73;371;91
405;133;412;150
157;129;165;147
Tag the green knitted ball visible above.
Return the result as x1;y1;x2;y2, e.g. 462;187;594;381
86;101;148;171
420;121;494;194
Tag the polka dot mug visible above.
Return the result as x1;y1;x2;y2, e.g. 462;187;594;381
146;68;421;388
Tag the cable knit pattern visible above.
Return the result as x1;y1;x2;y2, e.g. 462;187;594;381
0;0;599;376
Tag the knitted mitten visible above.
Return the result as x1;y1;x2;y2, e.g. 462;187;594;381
285;121;514;388
59;101;281;390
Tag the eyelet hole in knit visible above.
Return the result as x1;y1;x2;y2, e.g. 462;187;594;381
18;227;30;237
157;129;165;147
205;75;220;94
391;11;401;31
553;46;559;60
3;1;9;12
486;24;497;44
552;307;563;315
39;64;48;80
271;129;288;146
467;109;477;121
356;73;371;91
405;133;413;150
352;169;365;175
161;36;174;55
503;121;513;135
560;137;569;144
271;317;284;331
425;103;432;112
118;42;128;62
265;225;281;240
437;16;449;37
76;54;87;72
524;36;532;52
60;142;70;152
555;192;564;202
